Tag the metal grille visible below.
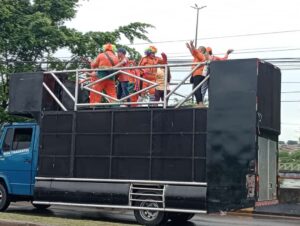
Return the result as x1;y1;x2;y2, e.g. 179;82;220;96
129;184;165;208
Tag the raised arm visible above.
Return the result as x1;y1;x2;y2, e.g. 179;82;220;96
186;40;196;55
214;49;234;61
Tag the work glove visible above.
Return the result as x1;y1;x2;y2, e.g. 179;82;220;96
161;52;168;64
227;49;234;55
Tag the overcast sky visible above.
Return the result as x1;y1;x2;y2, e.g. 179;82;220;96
65;0;300;141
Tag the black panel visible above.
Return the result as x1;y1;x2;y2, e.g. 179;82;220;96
42;74;75;111
114;111;151;133
153;109;193;132
38;156;55;177
74;157;110;178
194;159;206;181
207;59;257;212
75;134;111;156
257;61;281;134
38;109;207;183
152;135;193;157
76;111;111;133
40;134;72;155
195;109;207;132
165;185;206;210
38;156;70;177
151;159;193;181
113;135;150;156
194;134;206;157
34;181;129;205
9;72;44;115
111;158;150;179
41;113;73;133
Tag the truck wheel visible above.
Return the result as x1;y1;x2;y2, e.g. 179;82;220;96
0;183;10;211
169;213;195;222
32;203;51;210
134;199;168;225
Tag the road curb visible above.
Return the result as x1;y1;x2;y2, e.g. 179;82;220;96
232;208;300;218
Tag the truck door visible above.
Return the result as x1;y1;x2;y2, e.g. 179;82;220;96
0;126;34;195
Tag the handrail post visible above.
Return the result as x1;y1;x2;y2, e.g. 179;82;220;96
163;65;168;109
74;69;79;111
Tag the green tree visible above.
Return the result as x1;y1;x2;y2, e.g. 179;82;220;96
0;0;153;123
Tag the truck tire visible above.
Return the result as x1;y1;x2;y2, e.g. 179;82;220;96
133;198;168;225
0;183;10;211
169;213;195;222
32;203;51;210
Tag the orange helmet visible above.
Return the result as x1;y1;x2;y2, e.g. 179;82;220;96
206;47;212;53
102;43;117;52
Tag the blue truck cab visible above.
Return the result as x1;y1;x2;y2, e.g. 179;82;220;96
0;122;39;210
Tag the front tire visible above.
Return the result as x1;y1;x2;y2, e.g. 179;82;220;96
134;199;168;225
0;183;10;211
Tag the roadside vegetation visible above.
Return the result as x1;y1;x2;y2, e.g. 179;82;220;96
0;212;136;226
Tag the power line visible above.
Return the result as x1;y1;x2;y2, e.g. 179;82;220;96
125;29;300;46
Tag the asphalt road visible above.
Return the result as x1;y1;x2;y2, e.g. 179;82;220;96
6;202;300;226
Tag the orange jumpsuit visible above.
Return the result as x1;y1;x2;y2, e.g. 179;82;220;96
88;72;101;103
138;56;164;95
191;49;206;76
91;51;119;103
129;68;141;106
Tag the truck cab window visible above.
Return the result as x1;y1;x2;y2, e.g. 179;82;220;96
12;128;33;150
2;128;13;152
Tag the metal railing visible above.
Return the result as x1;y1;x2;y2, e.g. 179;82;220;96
42;62;208;111
279;163;300;171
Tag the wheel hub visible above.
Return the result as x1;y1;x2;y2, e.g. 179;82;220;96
139;201;159;221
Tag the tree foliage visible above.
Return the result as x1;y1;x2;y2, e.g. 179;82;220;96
0;0;153;123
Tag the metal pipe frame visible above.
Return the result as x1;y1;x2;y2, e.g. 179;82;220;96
42;83;67;111
50;73;75;102
116;70;157;85
83;86;118;102
44;62;208;110
163;65;168;109
32;201;207;214
76;101;163;107
74;70;79;111
175;75;210;108
44;62;203;74
118;83;158;102
82;82;158;103
35;177;207;186
84;70;121;88
166;62;205;99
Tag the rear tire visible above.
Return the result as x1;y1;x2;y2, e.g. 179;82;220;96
169;213;195;222
0;183;10;211
32;203;51;210
134;199;168;225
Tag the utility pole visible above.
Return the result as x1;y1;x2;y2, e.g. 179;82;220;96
191;4;207;48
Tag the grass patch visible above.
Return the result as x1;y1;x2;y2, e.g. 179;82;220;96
0;212;135;226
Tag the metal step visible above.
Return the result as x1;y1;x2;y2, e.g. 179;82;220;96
129;184;165;208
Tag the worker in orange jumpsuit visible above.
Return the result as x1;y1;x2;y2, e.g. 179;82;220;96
200;47;234;99
114;48;131;103
186;40;208;108
138;46;167;101
206;47;234;61
91;43;119;103
128;60;140;106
